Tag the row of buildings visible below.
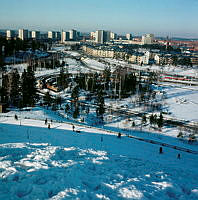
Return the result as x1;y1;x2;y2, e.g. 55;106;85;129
6;28;154;45
6;29;80;42
90;30;154;45
82;45;198;66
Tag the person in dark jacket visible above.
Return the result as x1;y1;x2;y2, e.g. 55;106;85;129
159;147;163;154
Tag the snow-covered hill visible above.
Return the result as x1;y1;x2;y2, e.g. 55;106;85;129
0;117;198;199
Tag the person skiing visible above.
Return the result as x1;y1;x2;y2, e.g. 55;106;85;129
72;125;75;132
177;153;181;159
117;132;121;138
45;118;47;125
48;123;50;129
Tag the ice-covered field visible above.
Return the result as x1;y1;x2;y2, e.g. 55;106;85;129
0;114;198;199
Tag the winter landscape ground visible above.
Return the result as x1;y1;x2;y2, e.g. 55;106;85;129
0;106;198;200
1;50;198;200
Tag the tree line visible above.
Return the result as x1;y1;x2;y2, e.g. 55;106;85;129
0;66;37;108
0;36;48;69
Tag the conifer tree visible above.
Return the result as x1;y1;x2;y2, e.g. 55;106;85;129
21;69;28;106
103;67;111;91
21;66;37;107
96;84;105;122
65;104;70;114
71;85;79;118
157;112;163;128
142;114;147;124
149;114;154;125
10;69;20;107
1;74;9;104
43;91;52;106
57;68;69;90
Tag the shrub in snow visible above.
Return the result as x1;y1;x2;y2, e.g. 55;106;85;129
177;132;183;138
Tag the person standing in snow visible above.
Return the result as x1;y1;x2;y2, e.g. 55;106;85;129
48;123;50;129
45;118;47;125
72;125;75;132
117;132;121;138
159;147;163;154
177;153;181;159
15;114;18;120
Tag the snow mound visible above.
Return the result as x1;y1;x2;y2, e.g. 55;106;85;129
0;142;198;200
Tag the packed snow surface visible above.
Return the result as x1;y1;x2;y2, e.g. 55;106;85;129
0;115;198;200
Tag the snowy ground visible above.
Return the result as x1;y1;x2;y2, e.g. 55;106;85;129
4;63;28;74
63;58;91;74
0;115;198;200
2;50;198;199
104;58;198;78
82;58;106;72
34;50;198;141
163;84;198;122
65;51;81;57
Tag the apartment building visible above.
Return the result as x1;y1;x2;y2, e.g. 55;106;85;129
142;34;154;45
18;29;28;40
6;30;15;40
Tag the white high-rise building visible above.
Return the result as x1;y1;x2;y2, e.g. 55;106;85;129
110;32;117;40
126;33;132;40
31;31;40;40
142;34;154;45
48;31;56;40
56;32;61;41
95;30;110;44
69;29;77;40
0;70;2;88
6;30;15;39
61;31;70;43
18;29;28;40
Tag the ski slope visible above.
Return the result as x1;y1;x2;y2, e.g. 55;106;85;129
0;116;198;200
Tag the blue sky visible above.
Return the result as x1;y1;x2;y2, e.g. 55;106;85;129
0;0;197;38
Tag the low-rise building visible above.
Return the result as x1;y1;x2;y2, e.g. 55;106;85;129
129;52;144;64
190;55;198;65
154;54;174;65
